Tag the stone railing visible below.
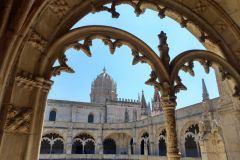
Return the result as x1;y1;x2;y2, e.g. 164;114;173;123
39;154;201;160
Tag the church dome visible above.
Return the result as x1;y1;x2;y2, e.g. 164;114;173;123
90;67;117;104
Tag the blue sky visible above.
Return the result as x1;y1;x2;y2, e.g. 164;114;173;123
48;5;219;109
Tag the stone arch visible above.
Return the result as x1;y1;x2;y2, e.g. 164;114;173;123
22;0;240;72
1;1;240;160
103;132;133;154
158;128;167;156
103;138;116;154
40;133;64;154
72;131;96;140
140;132;150;155
42;130;66;141
180;120;200;156
103;131;132;141
72;133;95;154
155;126;166;141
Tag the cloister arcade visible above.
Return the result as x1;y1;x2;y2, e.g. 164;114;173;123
0;0;240;160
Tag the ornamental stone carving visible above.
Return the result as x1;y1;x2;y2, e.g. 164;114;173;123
28;31;47;52
48;0;69;17
4;105;32;133
16;71;52;92
194;0;208;13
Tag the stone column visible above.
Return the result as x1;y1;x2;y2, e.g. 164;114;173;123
0;75;52;160
161;95;180;160
132;124;137;155
133;142;137;155
149;141;155;155
144;141;148;156
96;124;103;154
65;123;73;154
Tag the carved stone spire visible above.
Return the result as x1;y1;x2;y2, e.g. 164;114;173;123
141;90;147;108
152;88;162;112
202;79;209;101
153;88;160;102
158;31;170;69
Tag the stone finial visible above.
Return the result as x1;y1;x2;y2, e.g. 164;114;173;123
153;88;160;102
202;79;209;101
141;90;147;108
103;67;106;73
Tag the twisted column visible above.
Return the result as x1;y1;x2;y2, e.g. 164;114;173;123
161;95;180;160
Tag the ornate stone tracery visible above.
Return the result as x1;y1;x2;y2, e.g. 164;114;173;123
50;53;75;77
1;0;240;160
45;25;240;159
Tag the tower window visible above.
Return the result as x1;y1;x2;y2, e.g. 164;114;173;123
88;114;94;123
49;110;56;121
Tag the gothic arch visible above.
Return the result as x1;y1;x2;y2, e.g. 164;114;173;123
158;129;167;156
72;133;95;154
180;120;200;156
40;133;64;154
42;130;66;141
103;138;116;154
103;132;133;141
1;1;240;160
155;127;166;141
72;131;96;140
137;129;149;144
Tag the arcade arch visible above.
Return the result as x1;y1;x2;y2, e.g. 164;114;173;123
0;1;240;160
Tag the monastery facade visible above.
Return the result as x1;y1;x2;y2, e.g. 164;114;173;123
40;69;229;160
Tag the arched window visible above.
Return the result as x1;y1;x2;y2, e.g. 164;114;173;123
185;124;201;157
103;138;116;154
40;133;64;154
159;129;167;156
88;114;94;123
40;139;51;154
72;141;83;154
85;140;95;154
72;133;95;154
51;140;64;154
49;110;56;121
140;132;150;155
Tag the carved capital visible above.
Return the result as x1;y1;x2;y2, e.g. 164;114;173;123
16;71;53;92
4;105;32;133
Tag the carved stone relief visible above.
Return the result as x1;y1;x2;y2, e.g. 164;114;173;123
16;71;52;92
4;105;32;133
28;31;47;52
48;0;70;17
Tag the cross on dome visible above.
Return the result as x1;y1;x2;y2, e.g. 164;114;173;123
103;67;106;73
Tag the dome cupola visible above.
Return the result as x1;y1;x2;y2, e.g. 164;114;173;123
90;67;117;104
